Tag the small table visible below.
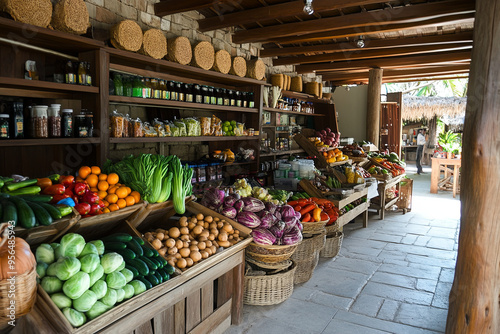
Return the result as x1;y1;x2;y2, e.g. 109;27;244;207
430;157;461;198
370;174;406;220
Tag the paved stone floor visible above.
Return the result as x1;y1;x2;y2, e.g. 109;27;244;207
226;163;460;334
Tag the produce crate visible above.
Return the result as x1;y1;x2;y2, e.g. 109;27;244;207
396;178;413;213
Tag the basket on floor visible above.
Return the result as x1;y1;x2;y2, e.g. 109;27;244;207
320;231;344;258
0;264;37;326
294;252;320;284
246;242;298;264
292;231;326;262
244;261;297;306
302;219;328;235
324;221;340;236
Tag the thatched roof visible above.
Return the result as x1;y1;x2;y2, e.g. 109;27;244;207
403;95;467;121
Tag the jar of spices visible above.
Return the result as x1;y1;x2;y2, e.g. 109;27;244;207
193;84;202;103
48;104;61;138
216;88;223;106
184;83;193;102
222;89;230;106
0;114;9;139
74;115;89;138
32;105;48;138
61;109;73;137
201;86;210;104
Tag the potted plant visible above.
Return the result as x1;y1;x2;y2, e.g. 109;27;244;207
438;131;461;159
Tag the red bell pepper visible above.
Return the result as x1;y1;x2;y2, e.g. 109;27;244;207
98;199;105;208
82;190;100;205
42;184;65;196
75;203;91;215
74;182;88;196
90;204;101;215
64;184;75;196
50;194;70;204
59;175;75;187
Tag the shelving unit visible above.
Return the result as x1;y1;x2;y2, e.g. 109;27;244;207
109;136;260;144
369;174;406;220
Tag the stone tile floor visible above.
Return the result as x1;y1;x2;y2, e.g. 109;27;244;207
226;163;460;334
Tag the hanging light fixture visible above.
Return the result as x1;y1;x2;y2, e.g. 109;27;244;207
356;36;365;48
303;0;314;15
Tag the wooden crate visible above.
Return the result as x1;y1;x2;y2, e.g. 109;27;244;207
293;133;329;168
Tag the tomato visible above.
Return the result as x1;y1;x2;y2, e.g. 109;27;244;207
42;184;65;195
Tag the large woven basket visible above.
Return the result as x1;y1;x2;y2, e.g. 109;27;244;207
325;221;340;236
302;219;328;235
246;242;298;264
292;232;326;262
294;252;320;284
0;265;37;326
320;232;344;258
244;261;296;305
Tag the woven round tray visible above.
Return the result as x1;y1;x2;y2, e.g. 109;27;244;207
294;251;320;284
0;265;37;326
246;257;292;271
320;231;344;258
292;232;326;262
302;219;328;235
244;261;296;306
245;242;298;264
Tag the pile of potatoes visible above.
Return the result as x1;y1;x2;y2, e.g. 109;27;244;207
144;213;244;270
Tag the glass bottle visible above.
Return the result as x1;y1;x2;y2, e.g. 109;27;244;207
235;91;242;107
150;78;160;99
81;109;94;137
216;88;223;106
0;114;9;139
132;77;142;97
184;83;193;102
169;81;178;101
229;90;236;106
32;105;48;138
124;76;133;97
114;73;124;96
223;89;230;106
78;62;86;85
86;62;92;86
61;109;73;137
177;82;185;102
194;84;202;103
159;80;168;99
11;102;24;139
242;92;248;108
209;87;216;105
202;86;210;104
143;78;152;98
65;61;76;84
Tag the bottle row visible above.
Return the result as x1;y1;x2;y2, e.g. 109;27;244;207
110;73;255;108
24;59;93;86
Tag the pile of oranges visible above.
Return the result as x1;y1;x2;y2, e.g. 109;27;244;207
77;166;141;213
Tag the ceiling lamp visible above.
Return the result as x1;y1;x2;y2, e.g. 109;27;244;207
303;0;314;15
356;36;365;48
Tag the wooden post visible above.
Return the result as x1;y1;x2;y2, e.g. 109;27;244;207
366;67;383;147
446;0;500;332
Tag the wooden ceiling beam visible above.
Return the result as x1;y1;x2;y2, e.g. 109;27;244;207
329;74;469;85
262;31;473;58
232;0;475;44
155;0;232;17
273;43;472;66
296;50;472;73
271;13;474;45
197;0;386;32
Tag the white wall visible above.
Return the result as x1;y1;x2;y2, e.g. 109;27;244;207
332;86;368;142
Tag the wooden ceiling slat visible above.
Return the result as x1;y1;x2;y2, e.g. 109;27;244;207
381;75;469;83
295;50;472;73
155;0;234;16
197;0;387;32
270;13;474;44
261;31;473;57
232;0;475;44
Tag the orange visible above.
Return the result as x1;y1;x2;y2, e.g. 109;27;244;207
130;191;141;203
116;199;126;209
107;173;119;185
78;166;91;179
97;191;107;199
98;173;108;181
86;174;99;188
98;181;109;192
115;187;128;199
105;194;118;204
102;200;109;208
108;204;119;212
108;186;118;194
91;166;101;175
102;208;110;214
90;187;98;193
125;196;135;206
125;187;132;195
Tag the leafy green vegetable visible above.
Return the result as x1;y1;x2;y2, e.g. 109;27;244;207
63;272;90;299
89;240;105;255
122;284;135;300
59;233;86;258
73;290;98;313
171;157;193;214
51;293;72;309
116;259;126;272
120;268;134;283
36;262;48;279
80;254;100;274
91;280;108;300
79;243;99;257
86;301;109;321
130;280;147;296
62;308;86;328
41;276;62;294
55;257;81;281
46;262;58;277
89;265;104;287
101;253;124;274
100;288;117;307
116;288;125;303
106;271;126;289
36;244;55;264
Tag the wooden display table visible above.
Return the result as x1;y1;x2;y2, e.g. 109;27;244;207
332;187;370;228
370;174;406;220
430;157;461;198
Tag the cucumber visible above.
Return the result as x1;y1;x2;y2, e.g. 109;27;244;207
9;196;35;229
19;195;53;203
149;257;163;269
139;256;158;271
38;202;62;220
153;271;163;284
0;177;13;183
145;273;159;286
156;256;168;268
104;242;128;251
156;268;169;281
56;205;73;217
164;263;175;276
0;193;10;199
7;186;41;196
126;239;143;256
5;179;38;192
102;233;133;243
0;180;3;189
2;200;17;226
128;258;149;276
125;265;139;278
115;248;136;260
132;236;145;245
136;276;152;290
26;201;52;226
141;245;154;258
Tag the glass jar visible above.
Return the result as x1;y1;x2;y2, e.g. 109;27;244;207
65;61;76;84
11;102;24;139
74;115;89;138
229;90;236;106
48;104;61;138
223;89;230;106
242;92;248;108
248;128;255;136
0;114;9;139
81;109;94;137
32;105;48;138
215;88;223;106
235;91;242;107
177;82;185;102
184;83;193;102
193;84;202;103
201;86;210;104
61;109;73;137
248;92;255;108
169;81;178;101
209;87;216;105
197;164;207;182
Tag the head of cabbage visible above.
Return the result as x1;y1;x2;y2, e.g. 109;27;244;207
62;307;86;328
100;252;124;274
89;240;105;255
73;290;97;313
41;276;63;294
55;257;81;281
59;233;85;258
51;293;72;309
89;265;104;287
80;254;100;274
63;271;90;299
36;244;55;265
79;243;98;257
90;280;107;300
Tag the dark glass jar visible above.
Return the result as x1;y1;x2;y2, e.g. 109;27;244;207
193;84;202;103
216;88;223;106
223;89;230;106
248;92;255;108
176;82;185;102
0;114;9;139
241;92;248;108
169;81;178;101
74;115;88;138
201;86;210;104
235;91;242;107
61;109;73;137
81;109;94;137
229;90;236;106
209;87;216;105
184;83;193;102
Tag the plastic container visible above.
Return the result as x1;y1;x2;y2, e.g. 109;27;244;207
48;104;61;137
32;105;48;138
299;160;315;179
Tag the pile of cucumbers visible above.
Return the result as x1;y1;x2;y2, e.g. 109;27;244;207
102;233;175;289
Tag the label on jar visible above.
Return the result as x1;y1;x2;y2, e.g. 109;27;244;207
185;94;193;102
0;125;8;138
203;96;210;104
78;126;88;138
16;121;23;134
217;97;223;105
196;95;203;103
78;74;85;85
178;92;185;102
66;73;76;84
86;75;92;86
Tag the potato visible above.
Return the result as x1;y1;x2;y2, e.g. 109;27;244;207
190;251;202;262
152;238;162;250
158;248;167;256
196;213;204;221
177;258;187;269
186;258;194;267
193;225;204;235
218;232;228;242
175;239;184;249
181;234;191;241
205;240;212;247
197;241;206;250
210;228;219;237
188;222;196;230
189;245;199;252
210;245;217;254
174;253;182;259
179;247;191;258
155;228;166;234
206;247;213;256
218;240;231;248
223;224;233;234
204;222;209;229
217;221;224;229
201;251;209;259
204;216;213;223
156;232;165;241
169;227;181;238
165;238;176;248
213;217;220;222
179;216;188;226
168;247;178;255
180;227;189;235
182;241;189;249
208;234;215;241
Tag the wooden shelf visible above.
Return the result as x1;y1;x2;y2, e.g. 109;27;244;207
260;149;305;157
281;90;333;104
106;47;266;87
223;161;256;167
263;107;324;116
0;137;101;147
0;77;99;95
110;136;260;144
109;95;258;113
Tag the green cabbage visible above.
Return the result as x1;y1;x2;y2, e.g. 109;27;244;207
106;272;126;289
79;243;98;257
90;280;107;299
54;244;63;260
89;265;104;287
116;288;125;303
41;276;63;294
100;252;124;274
36;262;48;279
50;242;59;250
100;288;117;307
80;254;100;274
122;284;134;300
89;240;105;255
46;262;58;277
86;301;109;321
116;260;126;272
59;233;85;258
62;308;86;328
36;244;55;264
120;268;134;283
73;290;97;313
55;257;81;281
130;280;147;296
51;293;72;309
63;272;90;299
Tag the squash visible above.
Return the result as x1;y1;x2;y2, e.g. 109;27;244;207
0;223;36;279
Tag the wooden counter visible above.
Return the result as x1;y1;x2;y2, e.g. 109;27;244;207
370;174;406;220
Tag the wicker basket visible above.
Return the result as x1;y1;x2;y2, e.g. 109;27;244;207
302;219;328;235
139;29;167;59
212;49;231;74
0;0;52;28
305;82;320;97
325;221;340;236
290;76;303;92
0;265;37;326
243;261;296;305
246;242;298;264
320;231;343;258
230;56;247;77
111;20;143;52
51;0;90;35
270;74;284;89
294;252;320;284
292;232;326;262
167;36;192;65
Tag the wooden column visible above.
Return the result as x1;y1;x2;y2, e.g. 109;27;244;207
366;67;383;147
446;0;500;332
428;115;438;148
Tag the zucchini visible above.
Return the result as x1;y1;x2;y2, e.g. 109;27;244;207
56;205;73;217
156;256;168;268
9;196;35;229
2;200;17;226
136;276;152;290
26;201;52;226
19;195;53;203
102;233;133;243
139;256;158;271
7;186;41;196
0;177;13;183
104;242;127;251
38;202;62;220
128;258;149;276
126;239;143;256
145;273;159;286
5;179;38;192
153;271;163;283
125;265;139;278
149;257;163;269
132;236;145;245
141;245;154;258
164;263;175;276
156;268;169;281
115;248;137;260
